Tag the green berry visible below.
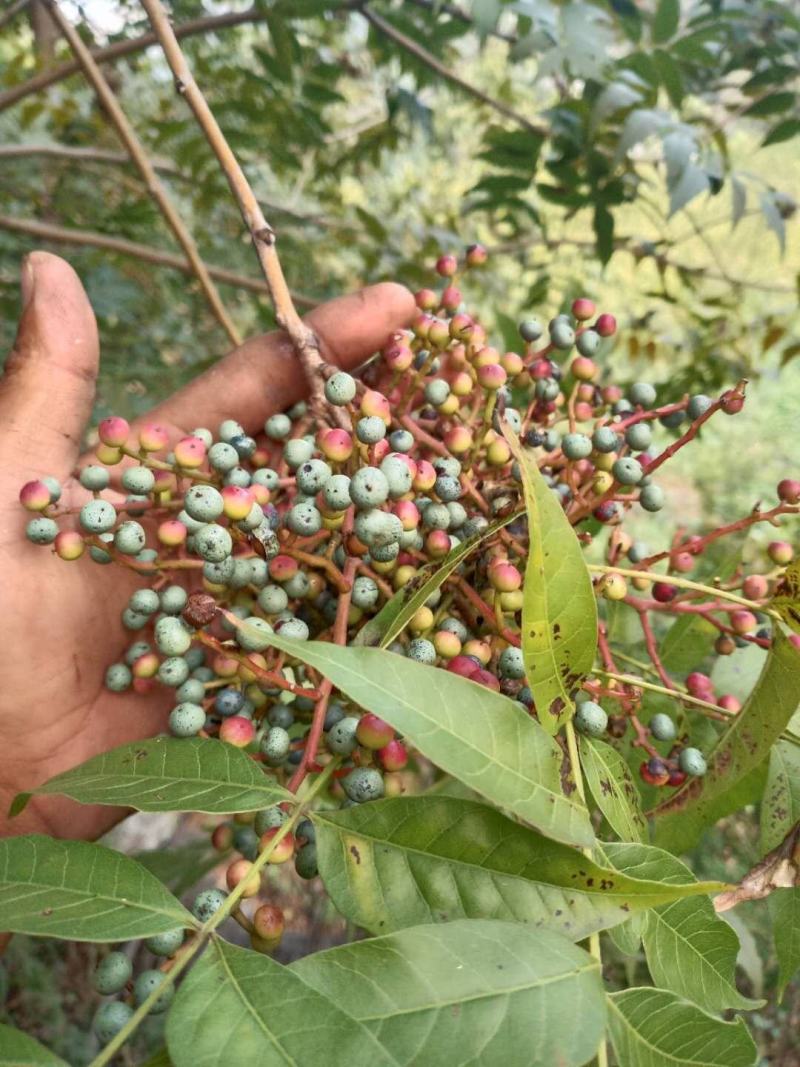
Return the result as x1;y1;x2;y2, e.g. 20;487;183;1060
349;467;390;509
576;329;600;357
253;468;279;490
114;521;146;556
80;465;110;491
294;842;318;879
286;502;322;536
25;517;58;545
133;969;173;1013
283;438;315;469
176;678;205;703
194;523;232;563
184;485;224;522
612;457;644;486
219;419;245;443
122;607;149;631
498;646;525;680
258;585;289;614
155;616;192;656
208;442;239;472
327;716;360;755
145;928;185;957
407;638;436;664
295;459;332;495
424;379;450;406
254;806;288;836
639;484;665;512
650;713;676;742
519;317;543;342
343;767;385;803
236;616;273;652
574;700;608;737
628;381;657;407
160;585;188;615
381;456;413;498
276;618;309;640
79;499;117;534
169;702;206;737
324;371;357;405
562;433;592;461
678;747;707;776
592;427;619;453
265;413;291;440
105;663;132;692
322;474;352;511
356;415;387;444
94;1000;134;1043
687;394;712;420
158;656;190;687
93;951;132;995
550;320;575;349
129;589;159;615
191;888;227;923
260;726;290;763
351;576;379;610
121;466;155;494
625;423;652;451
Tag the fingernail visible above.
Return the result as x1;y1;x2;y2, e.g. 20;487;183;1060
20;254;36;311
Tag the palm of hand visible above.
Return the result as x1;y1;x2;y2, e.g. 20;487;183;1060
0;252;412;839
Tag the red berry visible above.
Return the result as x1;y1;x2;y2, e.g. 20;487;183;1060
98;415;130;447
447;655;481;679
777;479;800;504
595;313;617;337
436;253;458;277
219;716;256;748
571;298;596;321
471;668;501;691
652;582;677;603
356;713;394;750
379;739;408;771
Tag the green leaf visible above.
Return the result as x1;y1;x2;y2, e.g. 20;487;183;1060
0;835;194;942
761;190;787;253
354;513;519;648
652;48;684;106
652;0;680;43
744;91;796;118
761;741;800;995
607;988;757;1066
140;1050;174;1067
0;1024;68;1066
659;614;717;675
579;737;647;842
652;627;800;849
500;429;597;734
594;204;614;265
292;919;605;1067
250;632;594;847
313;796;725;939
763;118;800;147
669;163;709;217
166;939;396;1067
609;843;760;1013
11;737;293;817
710;641;766;703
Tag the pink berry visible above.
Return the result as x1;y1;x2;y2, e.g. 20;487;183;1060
425;530;451;558
98;415;130;447
222;485;255;521
414;288;438;311
19;479;52;512
777;479;800;504
447;655;481;679
768;540;794;565
742;574;768;600
413;460;437;492
138;422;169;453
718;694;741;713
571;356;597;381
444;426;473;455
269;555;298;582
436;253;458;277
441;286;462;312
476;362;507;391
379;739;408;771
686;671;712;697
173;435;207;469
471;668;501;691
318;427;353;463
731;610;757;635
158;519;188;546
572;298;596;321
54;530;85;560
219;716;255;748
465;243;487;267
356;713;394;750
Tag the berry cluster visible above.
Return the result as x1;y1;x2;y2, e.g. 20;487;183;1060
19;245;798;997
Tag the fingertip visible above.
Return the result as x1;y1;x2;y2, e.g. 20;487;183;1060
308;281;416;369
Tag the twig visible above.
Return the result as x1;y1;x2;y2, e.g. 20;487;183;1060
44;0;242;347
0;213;315;308
359;6;548;138
141;0;341;423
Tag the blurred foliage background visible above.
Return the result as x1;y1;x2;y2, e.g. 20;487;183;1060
1;0;799;1062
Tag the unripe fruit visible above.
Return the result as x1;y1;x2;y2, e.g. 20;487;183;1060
93;951;133;995
226;858;261;896
98;415;130;447
55;530;85;560
742;574;768;600
678;747;707;776
599;573;628;600
253;904;285;942
138;422;169;452
174;435;206;468
19;479;52;511
356;713;395;750
219;716;255;748
731;609;757;634
649;712;676;742
574;700;608;737
768;540;793;565
571;297;596;321
436;253;458;277
259;827;295;863
571;356;597;381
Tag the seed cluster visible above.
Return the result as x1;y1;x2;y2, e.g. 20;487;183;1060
18;247;798;1016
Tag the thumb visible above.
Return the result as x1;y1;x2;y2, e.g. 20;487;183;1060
0;252;99;478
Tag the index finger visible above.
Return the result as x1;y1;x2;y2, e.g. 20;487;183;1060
139;282;414;436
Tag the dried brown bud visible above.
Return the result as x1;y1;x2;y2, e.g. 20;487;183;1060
183;591;218;629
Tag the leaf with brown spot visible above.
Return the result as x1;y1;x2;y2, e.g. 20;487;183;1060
502;427;597;735
580;736;648;843
652;627;800;851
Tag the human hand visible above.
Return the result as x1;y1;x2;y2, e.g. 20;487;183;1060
0;252;413;839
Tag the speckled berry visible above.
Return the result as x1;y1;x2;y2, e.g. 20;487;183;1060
93;951;132;995
574;700;608;737
169;702;206;737
678;747;707;776
94;1000;134;1043
79;499;117;533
